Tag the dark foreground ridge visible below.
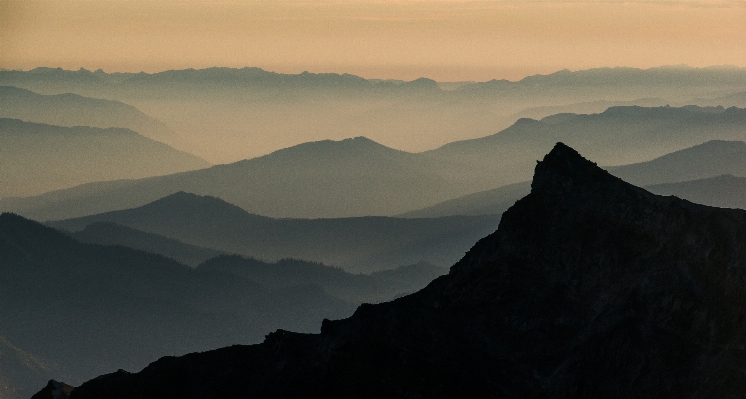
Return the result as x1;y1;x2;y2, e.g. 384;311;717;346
43;143;746;398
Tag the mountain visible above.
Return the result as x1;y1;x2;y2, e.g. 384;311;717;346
48;192;500;273
0;119;210;198
647;174;746;210
4;105;746;220
608;140;746;186
0;212;357;389
4;66;746;163
0;334;67;399
0;136;453;219
54;142;746;398
0;86;178;145
398;181;531;218
1;213;442;398
690;91;746;108
68;222;225;267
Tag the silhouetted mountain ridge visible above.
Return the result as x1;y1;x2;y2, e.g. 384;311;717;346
58;142;746;398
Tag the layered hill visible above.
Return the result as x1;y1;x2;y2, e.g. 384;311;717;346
59;143;746;399
0;137;451;219
1;213;444;398
4;106;746;220
0;86;177;145
0;119;209;198
49;192;500;273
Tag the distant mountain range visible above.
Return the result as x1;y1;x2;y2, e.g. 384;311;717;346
50;143;746;399
3;65;745;98
3;66;745;163
0;119;209;199
0;212;444;399
48;192;499;273
198;256;445;305
427;105;746;185
3;105;745;220
690;91;746;108
0;86;178;145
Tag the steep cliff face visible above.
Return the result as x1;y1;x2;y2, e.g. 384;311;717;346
66;143;746;398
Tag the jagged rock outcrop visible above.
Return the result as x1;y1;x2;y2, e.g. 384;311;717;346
30;380;74;399
59;143;746;398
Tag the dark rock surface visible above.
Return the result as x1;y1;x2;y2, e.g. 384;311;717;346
62;143;746;398
30;380;74;399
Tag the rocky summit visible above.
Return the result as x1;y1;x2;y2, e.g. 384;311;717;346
47;143;746;398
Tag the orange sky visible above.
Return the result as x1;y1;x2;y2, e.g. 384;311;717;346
1;0;745;81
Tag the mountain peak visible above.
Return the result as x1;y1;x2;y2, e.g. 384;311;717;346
530;142;616;196
256;135;406;162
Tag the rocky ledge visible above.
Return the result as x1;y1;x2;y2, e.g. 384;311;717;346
44;143;746;398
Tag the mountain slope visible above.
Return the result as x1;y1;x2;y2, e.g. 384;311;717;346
69;222;225;267
647;174;746;210
398;181;531;218
62;142;746;398
0;119;209;198
48;192;501;273
608;140;746;186
0;86;177;145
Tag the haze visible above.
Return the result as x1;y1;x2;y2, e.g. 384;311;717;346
2;0;745;81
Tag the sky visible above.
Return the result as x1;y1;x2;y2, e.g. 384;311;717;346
1;0;745;82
